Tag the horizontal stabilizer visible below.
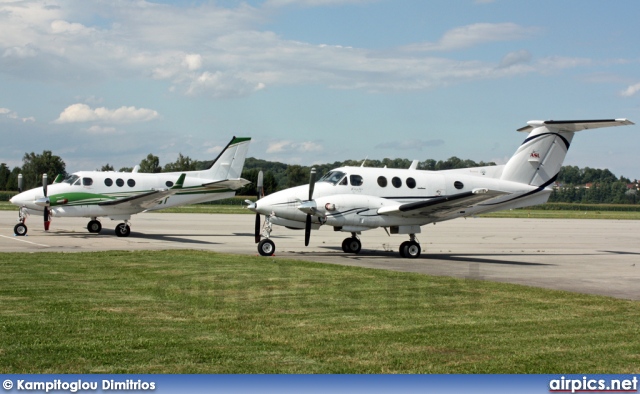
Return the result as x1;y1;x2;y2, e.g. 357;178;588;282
202;178;251;191
517;118;634;133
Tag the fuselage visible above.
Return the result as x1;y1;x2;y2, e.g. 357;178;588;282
251;165;548;232
10;170;236;220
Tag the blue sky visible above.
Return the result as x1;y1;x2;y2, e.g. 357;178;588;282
1;0;638;179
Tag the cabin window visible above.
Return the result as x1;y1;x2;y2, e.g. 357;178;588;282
127;179;136;187
116;178;124;187
104;178;113;187
454;181;464;190
319;171;346;186
339;177;348;186
406;177;416;189
350;175;363;187
166;181;174;188
377;176;387;187
392;177;402;188
82;177;93;186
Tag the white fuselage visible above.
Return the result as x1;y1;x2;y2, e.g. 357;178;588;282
251;165;547;233
11;170;235;221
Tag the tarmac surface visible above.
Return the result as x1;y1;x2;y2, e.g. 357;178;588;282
1;210;639;300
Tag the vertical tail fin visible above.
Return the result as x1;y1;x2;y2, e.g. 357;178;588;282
500;119;633;187
202;136;251;180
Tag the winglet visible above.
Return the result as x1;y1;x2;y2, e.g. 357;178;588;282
172;173;186;190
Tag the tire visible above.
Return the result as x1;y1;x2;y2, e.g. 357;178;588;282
88;220;102;233
258;239;276;256
344;237;361;254
115;223;131;237
404;241;421;259
341;238;350;253
14;223;27;236
399;241;410;258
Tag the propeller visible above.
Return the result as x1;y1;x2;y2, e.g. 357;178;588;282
43;173;51;231
17;173;23;193
304;167;316;246
254;171;264;243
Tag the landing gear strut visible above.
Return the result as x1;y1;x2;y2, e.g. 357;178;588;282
14;207;28;236
399;234;421;258
256;215;275;256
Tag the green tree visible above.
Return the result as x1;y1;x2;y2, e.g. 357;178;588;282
100;164;115;171
163;153;196;172
0;163;10;190
21;151;66;190
284;165;309;188
139;154;161;173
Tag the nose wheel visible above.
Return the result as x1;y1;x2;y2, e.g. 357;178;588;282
258;238;275;256
14;223;27;236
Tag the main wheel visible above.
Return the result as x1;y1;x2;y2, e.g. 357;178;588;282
115;223;131;237
343;237;361;254
14;223;27;236
258;239;275;256
403;241;421;259
87;220;102;233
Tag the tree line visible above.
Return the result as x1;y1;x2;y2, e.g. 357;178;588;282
1;151;637;204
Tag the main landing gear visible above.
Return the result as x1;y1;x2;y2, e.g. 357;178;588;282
399;234;421;259
341;234;361;254
86;218;131;237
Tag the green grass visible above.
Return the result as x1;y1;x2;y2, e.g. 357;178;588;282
480;209;640;220
1;250;638;374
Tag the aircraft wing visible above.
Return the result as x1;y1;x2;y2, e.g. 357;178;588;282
98;174;186;210
201;178;251;190
377;188;508;218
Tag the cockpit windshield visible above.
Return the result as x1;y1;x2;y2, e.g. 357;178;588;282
63;174;80;185
319;171;346;185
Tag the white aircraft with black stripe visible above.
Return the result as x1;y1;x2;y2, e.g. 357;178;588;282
247;119;633;258
10;136;251;237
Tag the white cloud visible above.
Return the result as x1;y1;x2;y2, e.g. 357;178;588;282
53;103;159;124
0;107;35;122
620;83;640;97
267;140;323;153
265;0;376;7
0;1;606;98
401;23;538;52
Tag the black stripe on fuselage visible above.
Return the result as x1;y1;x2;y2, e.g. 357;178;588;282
522;132;570;150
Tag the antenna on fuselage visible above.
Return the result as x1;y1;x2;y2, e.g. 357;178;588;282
360;157;368;167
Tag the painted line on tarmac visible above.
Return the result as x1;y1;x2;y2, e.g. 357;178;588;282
0;234;51;248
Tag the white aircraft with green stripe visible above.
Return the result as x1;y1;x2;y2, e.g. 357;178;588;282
10;136;251;237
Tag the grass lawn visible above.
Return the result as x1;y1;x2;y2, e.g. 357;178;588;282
1;250;638;374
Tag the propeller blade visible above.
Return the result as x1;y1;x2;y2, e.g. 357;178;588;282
42;173;48;197
42;173;51;230
254;213;261;244
256;170;264;199
304;214;311;246
44;207;50;231
308;168;316;200
17;174;23;193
